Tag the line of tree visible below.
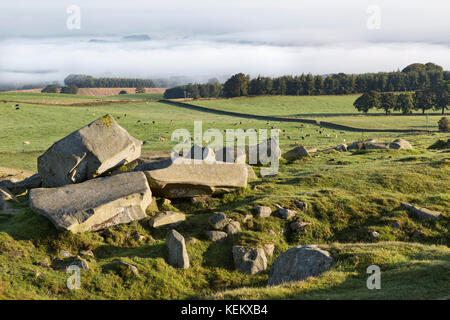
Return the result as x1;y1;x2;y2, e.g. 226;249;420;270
164;81;223;99
64;74;156;88
163;63;449;99
353;80;449;115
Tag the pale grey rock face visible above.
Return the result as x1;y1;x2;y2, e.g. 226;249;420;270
389;138;413;150
263;244;275;257
112;259;139;275
268;245;332;286
232;246;267;275
226;220;241;236
278;208;296;220
143;161;248;198
38;115;142;187
166;229;189;269
29;172;152;233
149;211;186;228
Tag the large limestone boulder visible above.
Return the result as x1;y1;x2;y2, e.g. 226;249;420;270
268;245;332;286
142;160;248;198
233;246;267;275
38;115;142;187
29;172;152;233
282;146;311;160
166;229;189;269
401;202;441;221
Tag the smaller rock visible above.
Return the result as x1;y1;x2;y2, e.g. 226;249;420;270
73;256;90;271
294;200;307;211
166;229;189;269
232;246;267;275
263;244;275;257
59;249;72;258
161;198;172;206
412;229;423;238
282;146;311;160
389;138;413;150
369;231;380;239
79;250;94;258
401;202;441;221
278;208;296;220
290;221;312;233
209;212;229;230
226;220;241;236
113;259;139;275
242;214;253;222
205;230;228;243
149;211;186;228
253;206;272;218
185;236;197;245
334;144;348;152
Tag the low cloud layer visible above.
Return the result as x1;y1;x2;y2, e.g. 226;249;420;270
0;0;449;86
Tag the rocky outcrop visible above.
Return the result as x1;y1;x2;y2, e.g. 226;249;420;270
29;172;152;233
268;245;332;286
282;146;311;160
38;115;142;187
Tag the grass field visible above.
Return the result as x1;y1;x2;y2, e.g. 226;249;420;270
0;92;449;299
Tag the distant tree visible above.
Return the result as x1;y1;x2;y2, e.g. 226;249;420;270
378;93;397;115
438;117;450;132
354;91;381;113
135;86;145;94
432;81;449;115
223;73;249;98
414;89;435;114
395;93;414;114
60;85;78;94
119;90;128;95
41;85;58;93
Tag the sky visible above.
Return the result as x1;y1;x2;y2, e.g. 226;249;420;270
0;0;449;86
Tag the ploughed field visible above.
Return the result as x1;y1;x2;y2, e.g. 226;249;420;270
0;92;448;299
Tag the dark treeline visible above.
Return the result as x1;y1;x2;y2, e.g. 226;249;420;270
64;74;156;88
164;63;449;99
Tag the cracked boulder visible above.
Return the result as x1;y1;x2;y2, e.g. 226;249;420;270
38;115;142;187
29;172;152;233
233;246;267;275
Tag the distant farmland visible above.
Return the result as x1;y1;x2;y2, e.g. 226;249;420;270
8;87;166;97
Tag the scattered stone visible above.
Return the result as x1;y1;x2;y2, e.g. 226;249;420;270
149;211;186;228
142;161;248;198
334;144;348;152
38;115;142;187
290;221;312;233
263;244;275;258
80;250;95;258
209;212;229;230
205;230;228;243
147;197;159;213
278;208;296;220
71;256;90;272
232;246;267;275
59;249;72;258
401;202;441;221
190;195;211;205
112;259;139;275
0;174;41;196
428;138;450;150
161;198;172;206
369;231;380;239
242;214;253;223
389;138;413;150
132;233;145;242
364;142;390;150
166;229;189;269
30;172;152;233
347;139;376;150
294;200;307;211
225;220;241;236
253;206;272;218
282;146;311;160
268;245;332;286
